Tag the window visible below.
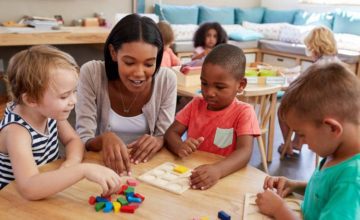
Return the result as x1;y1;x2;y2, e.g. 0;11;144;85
300;0;360;5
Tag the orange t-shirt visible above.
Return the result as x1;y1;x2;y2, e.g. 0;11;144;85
161;47;181;67
176;97;260;156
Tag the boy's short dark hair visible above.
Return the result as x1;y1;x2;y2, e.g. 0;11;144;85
279;62;360;125
203;44;246;80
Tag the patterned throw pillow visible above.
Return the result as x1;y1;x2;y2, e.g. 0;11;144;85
171;24;199;41
242;21;287;40
279;24;315;44
335;33;360;52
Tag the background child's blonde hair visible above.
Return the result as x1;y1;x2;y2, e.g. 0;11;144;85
5;45;79;104
279;62;360;125
304;26;337;57
157;21;174;46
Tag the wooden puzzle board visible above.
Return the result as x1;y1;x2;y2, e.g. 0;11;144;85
243;193;303;220
137;162;191;195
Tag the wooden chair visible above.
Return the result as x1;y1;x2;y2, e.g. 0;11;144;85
238;85;282;173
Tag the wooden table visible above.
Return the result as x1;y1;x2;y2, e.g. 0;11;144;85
0;26;110;46
0;149;266;219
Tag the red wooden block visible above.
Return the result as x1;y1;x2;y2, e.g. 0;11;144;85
118;184;128;194
104;195;111;201
134;193;145;201
128;202;140;209
127;179;139;186
88;196;96;205
120;205;136;213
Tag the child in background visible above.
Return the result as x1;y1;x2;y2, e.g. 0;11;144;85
157;21;180;67
180;22;227;72
256;63;360;219
0;45;121;199
192;22;227;61
278;26;340;157
165;44;260;190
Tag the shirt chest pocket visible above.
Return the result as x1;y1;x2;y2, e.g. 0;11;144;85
213;128;234;148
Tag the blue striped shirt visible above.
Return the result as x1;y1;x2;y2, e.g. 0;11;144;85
0;103;59;189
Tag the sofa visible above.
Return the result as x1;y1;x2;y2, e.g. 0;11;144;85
154;4;360;75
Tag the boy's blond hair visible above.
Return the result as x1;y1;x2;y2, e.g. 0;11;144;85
157;21;174;46
279;62;360;125
6;45;79;104
304;26;337;57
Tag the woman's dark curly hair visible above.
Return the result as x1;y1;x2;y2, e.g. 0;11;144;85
193;22;228;48
104;14;164;81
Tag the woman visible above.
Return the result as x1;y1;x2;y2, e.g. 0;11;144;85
76;14;177;175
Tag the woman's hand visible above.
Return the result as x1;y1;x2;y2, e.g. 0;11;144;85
128;135;163;164
101;132;131;175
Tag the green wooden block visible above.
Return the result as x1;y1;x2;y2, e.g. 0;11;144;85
95;202;105;212
117;197;128;205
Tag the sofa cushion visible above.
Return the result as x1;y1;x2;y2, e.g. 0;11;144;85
228;30;263;42
171;24;199;41
335;33;360;52
198;6;235;24
243;21;287;40
333;11;360;35
263;9;298;24
154;4;199;24
279;24;315;44
293;11;334;28
235;7;265;24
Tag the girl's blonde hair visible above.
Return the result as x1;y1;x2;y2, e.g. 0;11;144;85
304;26;337;57
157;21;174;46
5;45;79;104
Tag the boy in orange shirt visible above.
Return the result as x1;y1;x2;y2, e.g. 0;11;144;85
165;44;260;190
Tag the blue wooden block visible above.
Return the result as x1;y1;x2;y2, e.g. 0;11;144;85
127;196;142;203
218;210;231;220
96;196;109;203
103;202;113;213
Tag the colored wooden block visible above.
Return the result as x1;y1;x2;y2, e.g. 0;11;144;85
118;184;128;194
95;196;109;203
134;193;145;201
112;202;121;213
125;186;134;194
127;178;139;186
95;202;105;212
103;202;113;213
117;197;129;206
104;195;112;201
120;205;136;213
128;202;140;209
218;210;231;220
200;217;209;220
88;196;96;205
173;165;189;174
127;196;142;203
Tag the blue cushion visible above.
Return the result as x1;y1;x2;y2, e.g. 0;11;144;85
198;6;235;24
263;9;298;24
333;11;360;35
235;7;265;24
228;30;263;41
154;4;199;24
293;11;334;28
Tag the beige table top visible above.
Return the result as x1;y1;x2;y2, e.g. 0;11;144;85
0;149;266;219
0;26;110;46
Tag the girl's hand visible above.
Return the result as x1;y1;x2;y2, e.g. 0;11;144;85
177;137;204;158
128;135;163;164
101;132;131;175
82;163;122;197
263;176;298;197
190;164;221;190
256;190;286;217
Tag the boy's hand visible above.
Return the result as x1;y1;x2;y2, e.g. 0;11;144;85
101;132;131;176
256;190;286;217
82;163;122;197
177;137;204;158
263;176;297;197
128;135;163;164
190;164;221;190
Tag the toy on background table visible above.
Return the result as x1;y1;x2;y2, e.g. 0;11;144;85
88;178;145;214
137;162;191;194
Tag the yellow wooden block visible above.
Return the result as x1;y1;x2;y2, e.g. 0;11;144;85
200;216;209;220
112;201;121;213
173;165;189;174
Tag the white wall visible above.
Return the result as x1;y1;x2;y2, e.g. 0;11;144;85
261;0;360;12
145;0;261;12
0;0;132;26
